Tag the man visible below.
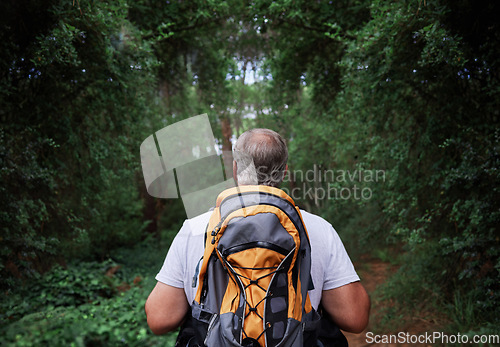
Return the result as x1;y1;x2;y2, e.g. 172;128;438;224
145;128;370;339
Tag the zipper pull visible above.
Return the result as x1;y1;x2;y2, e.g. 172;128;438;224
210;221;223;243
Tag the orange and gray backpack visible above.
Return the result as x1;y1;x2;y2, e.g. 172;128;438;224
180;185;323;347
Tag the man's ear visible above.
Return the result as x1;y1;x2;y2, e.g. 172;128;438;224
233;161;238;185
283;164;288;180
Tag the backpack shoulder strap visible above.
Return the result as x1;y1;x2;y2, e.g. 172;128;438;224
193;205;221;304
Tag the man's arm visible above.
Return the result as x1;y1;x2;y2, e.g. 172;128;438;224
321;281;370;333
145;282;189;335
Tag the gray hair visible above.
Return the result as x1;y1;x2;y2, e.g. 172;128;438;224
233;128;288;187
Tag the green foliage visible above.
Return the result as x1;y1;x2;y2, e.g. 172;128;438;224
0;237;177;346
0;0;165;283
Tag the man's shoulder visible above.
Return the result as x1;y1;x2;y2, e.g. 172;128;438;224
299;209;334;230
181;210;212;236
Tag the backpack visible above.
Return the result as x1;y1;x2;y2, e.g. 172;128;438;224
185;185;322;346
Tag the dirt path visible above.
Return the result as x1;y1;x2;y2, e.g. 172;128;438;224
342;258;442;347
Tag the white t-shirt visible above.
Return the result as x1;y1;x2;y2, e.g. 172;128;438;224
156;209;360;310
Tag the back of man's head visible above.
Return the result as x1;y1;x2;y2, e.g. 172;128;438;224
233;128;288;187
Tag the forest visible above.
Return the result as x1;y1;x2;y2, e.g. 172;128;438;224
1;0;498;345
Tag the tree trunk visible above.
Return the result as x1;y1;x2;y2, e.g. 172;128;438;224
221;116;233;180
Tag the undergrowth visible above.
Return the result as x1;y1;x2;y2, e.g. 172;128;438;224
370;242;500;340
0;233;178;346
